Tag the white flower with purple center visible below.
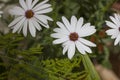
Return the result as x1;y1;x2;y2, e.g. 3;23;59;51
51;16;96;59
9;0;53;37
106;13;120;45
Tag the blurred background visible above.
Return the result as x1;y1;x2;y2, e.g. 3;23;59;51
0;0;120;80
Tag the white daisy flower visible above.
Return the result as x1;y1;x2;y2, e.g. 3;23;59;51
106;13;120;45
0;11;3;17
9;0;53;37
51;16;96;59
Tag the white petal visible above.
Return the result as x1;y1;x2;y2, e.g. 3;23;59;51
31;0;39;8
36;15;53;21
114;34;120;45
105;21;117;28
78;25;96;37
70;16;77;32
63;45;68;55
9;7;24;15
117;14;120;21
53;37;69;44
106;29;115;35
23;20;28;37
62;16;71;32
19;0;27;10
53;28;69;35
8;16;24;27
12;18;26;33
106;29;119;39
33;0;49;10
31;18;42;31
17;23;24;33
34;4;51;12
110;16;119;27
26;0;32;9
75;41;86;54
35;8;53;14
76;17;84;33
35;15;49;28
35;15;48;24
79;38;96;47
114;14;120;22
62;41;71;55
51;33;67;38
28;19;36;37
111;31;119;39
76;41;92;54
68;42;75;59
56;22;70;35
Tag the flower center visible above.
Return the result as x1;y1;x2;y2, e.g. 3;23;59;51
69;32;79;41
25;10;34;19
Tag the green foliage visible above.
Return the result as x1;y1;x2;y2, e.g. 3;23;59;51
42;57;88;80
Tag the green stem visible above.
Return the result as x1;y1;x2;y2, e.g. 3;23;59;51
81;54;100;80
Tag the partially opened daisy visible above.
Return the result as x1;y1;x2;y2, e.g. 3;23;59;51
51;16;96;59
9;0;53;37
106;13;120;45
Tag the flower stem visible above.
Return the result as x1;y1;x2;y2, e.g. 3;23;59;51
81;54;100;80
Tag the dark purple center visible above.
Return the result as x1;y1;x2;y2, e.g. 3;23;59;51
25;10;34;19
69;32;79;41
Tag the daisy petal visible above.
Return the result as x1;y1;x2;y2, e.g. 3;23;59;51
53;37;69;44
79;38;96;47
35;15;48;24
62;41;71;55
12;18;26;33
106;29;118;36
26;0;32;9
63;45;68;55
114;34;120;45
31;0;39;8
68;42;75;59
31;18;42;31
75;41;86;54
70;16;77;32
28;19;36;37
105;21;117;28
9;7;24;15
110;16;119;27
34;4;51;12
8;16;24;27
37;15;53;21
35;16;49;28
23;20;28;37
33;0;49;10
35;8;53;14
51;33;66;38
19;0;27;10
76;41;92;54
53;28;69;35
56;22;70;34
62;16;71;32
78;24;96;37
76;17;83;33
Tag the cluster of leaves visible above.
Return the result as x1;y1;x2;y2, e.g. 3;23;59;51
0;0;118;80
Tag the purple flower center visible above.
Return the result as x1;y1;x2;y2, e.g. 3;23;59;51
25;10;34;19
69;32;79;41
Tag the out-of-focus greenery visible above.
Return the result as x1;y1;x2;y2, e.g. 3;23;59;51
0;0;117;80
